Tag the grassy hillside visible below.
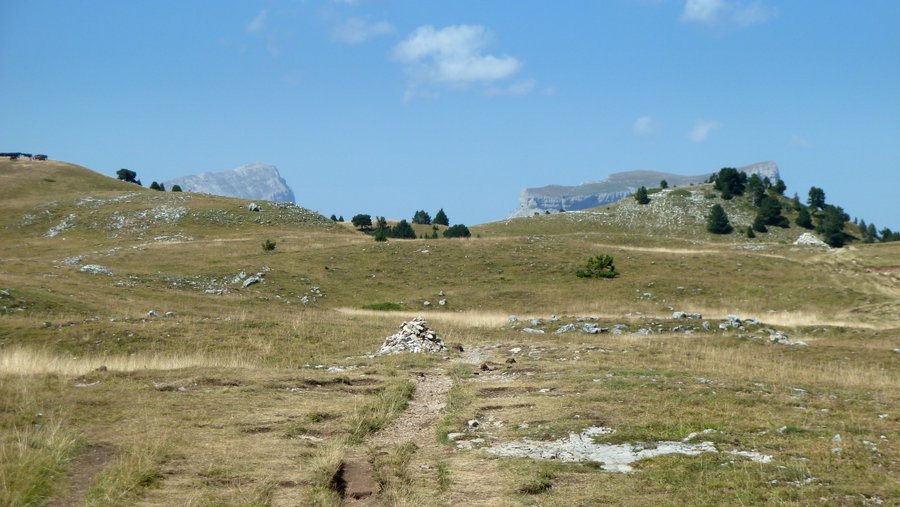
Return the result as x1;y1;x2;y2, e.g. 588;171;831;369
1;159;897;505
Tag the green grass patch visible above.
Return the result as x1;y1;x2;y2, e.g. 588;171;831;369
361;301;404;311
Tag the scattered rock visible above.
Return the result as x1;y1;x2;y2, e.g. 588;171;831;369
248;203;261;212
467;419;480;429
423;301;432;306
522;328;545;334
147;310;157;317
505;357;517;364
242;275;263;288
377;317;446;355
672;311;702;319
79;264;113;276
555;323;577;334
550;314;559;322
508;315;518;323
438;299;447;306
530;319;542;327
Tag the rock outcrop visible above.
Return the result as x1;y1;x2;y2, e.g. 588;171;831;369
508;161;781;217
164;163;296;203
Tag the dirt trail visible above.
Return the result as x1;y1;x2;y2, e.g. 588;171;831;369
46;443;116;507
341;349;485;506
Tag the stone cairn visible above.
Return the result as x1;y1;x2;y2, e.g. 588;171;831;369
377;317;446;355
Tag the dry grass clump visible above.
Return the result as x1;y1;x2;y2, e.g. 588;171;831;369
0;419;79;506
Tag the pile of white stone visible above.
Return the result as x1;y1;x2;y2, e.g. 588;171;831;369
794;232;829;247
377;317;446;355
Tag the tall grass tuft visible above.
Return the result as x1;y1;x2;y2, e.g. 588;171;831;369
0;419;79;506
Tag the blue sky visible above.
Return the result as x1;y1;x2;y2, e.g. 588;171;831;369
2;0;898;228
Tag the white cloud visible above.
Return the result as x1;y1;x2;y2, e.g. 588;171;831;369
333;18;395;44
681;0;775;26
688;120;720;142
247;9;268;33
393;25;522;88
633;115;656;135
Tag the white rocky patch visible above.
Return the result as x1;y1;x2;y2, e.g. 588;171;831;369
794;233;829;247
486;427;773;472
45;214;76;237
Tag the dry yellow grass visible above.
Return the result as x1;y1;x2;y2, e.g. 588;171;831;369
0;346;256;376
334;307;510;328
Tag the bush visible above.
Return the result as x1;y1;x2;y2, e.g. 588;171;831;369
389;219;416;239
746;226;756;238
362;302;403;311
576;254;619;279
262;239;276;252
795;207;813;229
373;229;387;242
351;214;372;230
711;168;746;200
443;224;471;238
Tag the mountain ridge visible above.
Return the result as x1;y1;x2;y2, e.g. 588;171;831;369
509;161;780;218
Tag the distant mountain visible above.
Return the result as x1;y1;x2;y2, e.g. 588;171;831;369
508;161;780;218
164;163;296;203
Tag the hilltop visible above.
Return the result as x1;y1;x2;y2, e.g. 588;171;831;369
509;161;780;217
0;158;897;506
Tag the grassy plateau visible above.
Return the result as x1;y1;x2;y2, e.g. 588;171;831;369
1;159;897;506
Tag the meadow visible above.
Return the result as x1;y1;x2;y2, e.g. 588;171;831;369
1;159;897;505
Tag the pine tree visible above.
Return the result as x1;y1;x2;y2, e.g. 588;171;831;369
808;186;826;210
660;180;668;189
706;204;733;234
389;219;416;239
746;174;766;207
752;215;768;233
757;196;789;227
330;214;338;221
796;206;813;229
338;216;344;222
866;223;878;242
433;208;449;226
171;184;183;192
412;210;431;225
746;226;756;238
149;181;161;191
773;179;786;195
634;186;650;205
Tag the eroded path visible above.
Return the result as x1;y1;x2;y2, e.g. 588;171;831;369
342;347;497;506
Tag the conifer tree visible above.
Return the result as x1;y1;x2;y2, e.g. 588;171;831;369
795;206;813;229
433;208;449;226
634;186;650;205
706;204;733;234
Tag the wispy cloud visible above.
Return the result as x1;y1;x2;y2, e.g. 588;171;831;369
485;78;536;97
688;120;720;142
633;115;657;135
333;18;395;44
681;0;776;27
790;135;812;148
247;9;268;33
393;24;523;96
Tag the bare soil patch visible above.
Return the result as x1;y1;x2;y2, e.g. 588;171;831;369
45;443;116;507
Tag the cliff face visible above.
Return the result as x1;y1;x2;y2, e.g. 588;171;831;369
509;161;780;217
164;163;296;203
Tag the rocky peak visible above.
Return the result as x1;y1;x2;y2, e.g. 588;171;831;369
164;163;296;203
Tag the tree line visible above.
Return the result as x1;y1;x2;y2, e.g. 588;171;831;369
344;208;470;241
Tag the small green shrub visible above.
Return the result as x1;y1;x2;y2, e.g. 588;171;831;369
576;254;619;279
670;188;691;198
261;239;276;252
362;302;403;311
